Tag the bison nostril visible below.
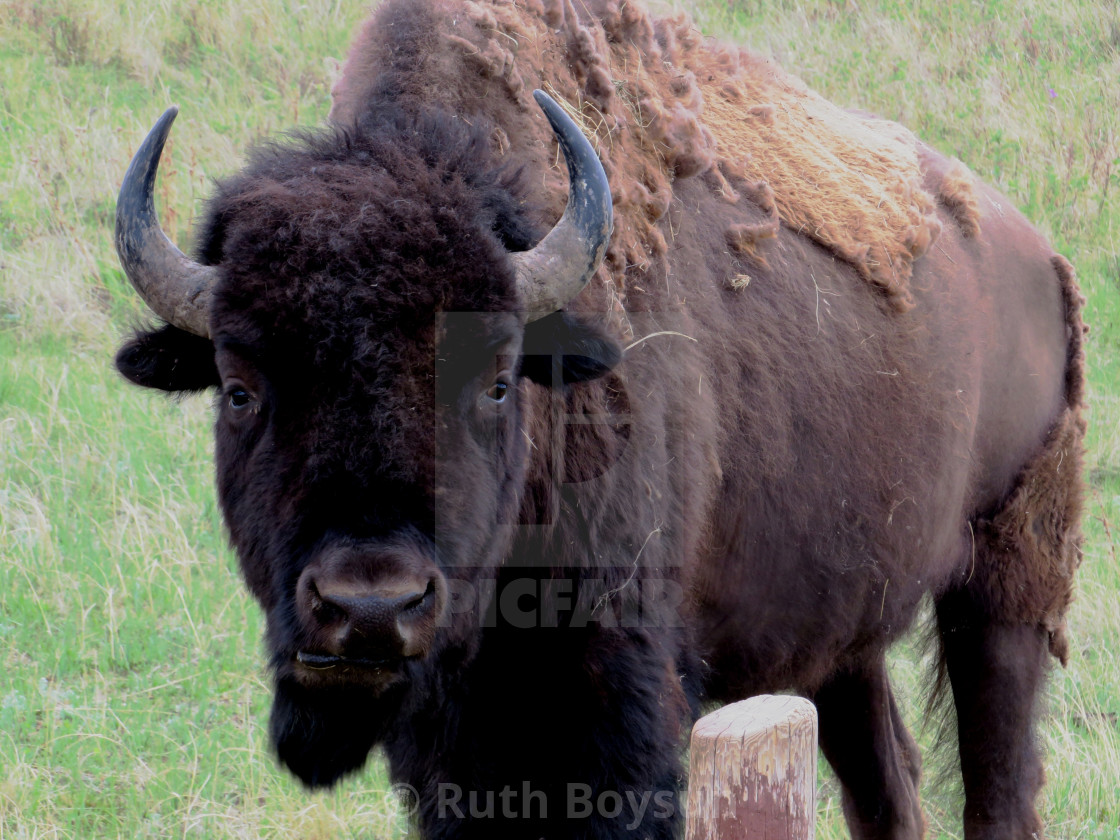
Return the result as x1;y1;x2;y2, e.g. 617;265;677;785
401;578;437;613
306;578;324;611
307;579;345;625
395;578;444;657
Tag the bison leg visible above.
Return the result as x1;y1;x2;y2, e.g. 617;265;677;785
934;405;1084;838
936;588;1049;839
812;657;926;840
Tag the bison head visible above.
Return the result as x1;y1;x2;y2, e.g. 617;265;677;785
114;93;619;785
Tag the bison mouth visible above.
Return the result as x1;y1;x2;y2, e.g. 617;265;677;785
289;649;409;692
295;651;395;670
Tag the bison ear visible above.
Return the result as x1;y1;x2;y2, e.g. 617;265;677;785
116;324;219;392
519;311;623;387
269;676;383;789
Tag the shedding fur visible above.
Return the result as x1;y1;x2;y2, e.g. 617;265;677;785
331;0;948;310
725;218;779;266
972;407;1085;665
1055;254;1089;409
700;53;941;308
936;159;983;238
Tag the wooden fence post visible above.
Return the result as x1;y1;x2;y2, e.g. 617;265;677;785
686;694;818;840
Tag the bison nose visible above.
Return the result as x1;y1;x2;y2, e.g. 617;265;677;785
298;572;444;659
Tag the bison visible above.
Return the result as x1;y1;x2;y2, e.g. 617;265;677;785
112;1;1087;838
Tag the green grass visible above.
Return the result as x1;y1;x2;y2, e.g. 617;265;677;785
1;0;1118;837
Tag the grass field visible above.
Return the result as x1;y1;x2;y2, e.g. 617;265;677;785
1;0;1117;837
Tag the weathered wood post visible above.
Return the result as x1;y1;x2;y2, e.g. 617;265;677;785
686;695;818;840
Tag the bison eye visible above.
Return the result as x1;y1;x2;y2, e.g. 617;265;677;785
485;381;510;403
229;388;253;410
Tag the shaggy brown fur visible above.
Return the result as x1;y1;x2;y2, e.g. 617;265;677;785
973;406;1085;665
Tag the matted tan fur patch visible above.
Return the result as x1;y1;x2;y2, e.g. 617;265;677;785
335;0;956;311
700;57;941;308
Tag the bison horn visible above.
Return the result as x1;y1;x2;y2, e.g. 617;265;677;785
115;106;216;338
512;90;613;322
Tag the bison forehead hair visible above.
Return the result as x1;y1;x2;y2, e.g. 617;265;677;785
190;108;558;592
199;105;540;360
